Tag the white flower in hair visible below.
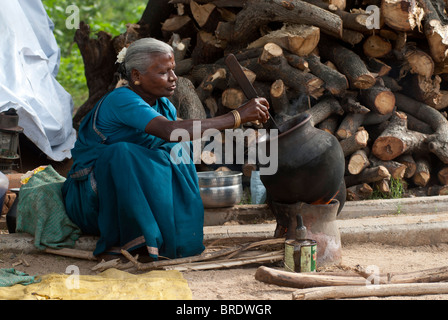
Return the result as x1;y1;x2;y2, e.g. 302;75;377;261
116;47;127;64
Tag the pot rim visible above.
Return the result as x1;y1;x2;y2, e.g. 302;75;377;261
268;113;311;142
197;171;243;178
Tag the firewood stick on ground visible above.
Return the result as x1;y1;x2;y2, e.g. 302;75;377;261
257;264;448;292
44;248;97;261
292;282;448;300
255;266;367;289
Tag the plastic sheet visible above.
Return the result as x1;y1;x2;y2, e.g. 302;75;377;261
0;268;192;300
0;0;76;161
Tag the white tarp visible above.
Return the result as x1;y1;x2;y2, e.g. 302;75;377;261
0;0;76;161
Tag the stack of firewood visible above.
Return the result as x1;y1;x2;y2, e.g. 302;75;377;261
74;0;448;201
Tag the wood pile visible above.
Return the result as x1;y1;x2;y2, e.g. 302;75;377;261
74;0;448;201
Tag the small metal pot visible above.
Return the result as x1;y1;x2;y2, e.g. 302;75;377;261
197;171;243;208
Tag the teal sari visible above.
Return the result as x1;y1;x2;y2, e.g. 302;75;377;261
62;88;205;259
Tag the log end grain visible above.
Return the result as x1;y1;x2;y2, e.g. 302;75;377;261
374;91;396;115
363;35;392;58
372;137;406;161
352;74;376;89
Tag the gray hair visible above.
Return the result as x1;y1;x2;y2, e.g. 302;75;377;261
123;38;174;80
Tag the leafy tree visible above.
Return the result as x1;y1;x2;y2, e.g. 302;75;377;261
42;0;146;110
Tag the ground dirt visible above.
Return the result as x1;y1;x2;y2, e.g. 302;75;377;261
1;241;448;300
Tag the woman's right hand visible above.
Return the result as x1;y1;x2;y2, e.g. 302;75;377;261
237;97;270;124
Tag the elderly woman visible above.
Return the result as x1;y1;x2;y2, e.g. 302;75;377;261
62;38;270;261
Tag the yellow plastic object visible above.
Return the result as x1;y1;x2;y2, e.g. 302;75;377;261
20;166;47;185
0;268;192;300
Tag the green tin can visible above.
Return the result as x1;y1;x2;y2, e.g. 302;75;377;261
284;239;317;272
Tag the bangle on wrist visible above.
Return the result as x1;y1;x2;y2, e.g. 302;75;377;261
231;110;241;129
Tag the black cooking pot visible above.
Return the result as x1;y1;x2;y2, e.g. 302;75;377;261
260;113;346;207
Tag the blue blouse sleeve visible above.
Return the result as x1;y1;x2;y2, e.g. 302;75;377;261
101;88;162;132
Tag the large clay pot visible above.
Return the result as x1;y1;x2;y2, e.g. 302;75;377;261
260;113;346;206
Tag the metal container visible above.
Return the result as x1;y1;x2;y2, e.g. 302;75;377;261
284;239;317;273
197;171;243;208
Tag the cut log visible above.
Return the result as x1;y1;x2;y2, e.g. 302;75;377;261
413;156;431;187
395;93;448;164
339;129;369;157
318;36;376;89
401;74;448;110
340;92;370;114
196;67;227;101
204;96;218;117
359;82;396;115
215;0;343;45
428;184;448;195
248;24;320;57
255;266;366;289
45;248;96;261
369;156;407;179
222;88;246;109
356;263;448;284
340;28;364;46
305;54;348;96
397;154;417;178
292;282;448;300
284;52;310;71
161;15;195;39
405;113;434;134
336;113;365;139
381;0;424;32
169;34;191;62
438;167;448;185
400;45;435;80
304;96;344;127
374;179;391;194
252;43;325;98
419;0;448;63
347;149;370;175
191;31;226;64
372;111;429;161
318;116;339;135
175;58;194;76
345;165;390;187
228;68;256;88
190;1;218;29
363;34;393;58
170;77;207;119
367;58;392;77
270;80;292;120
304;0;371;33
346;183;374;200
381;76;402;92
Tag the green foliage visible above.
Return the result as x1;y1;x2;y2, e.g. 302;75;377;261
370;177;405;200
42;0;146;109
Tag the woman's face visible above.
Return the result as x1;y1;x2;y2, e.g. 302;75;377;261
131;52;178;105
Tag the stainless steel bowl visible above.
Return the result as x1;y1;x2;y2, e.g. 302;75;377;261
197;171;243;208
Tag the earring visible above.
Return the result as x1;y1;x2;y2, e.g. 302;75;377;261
134;81;141;86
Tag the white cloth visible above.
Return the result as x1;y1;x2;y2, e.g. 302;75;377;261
0;0;76;161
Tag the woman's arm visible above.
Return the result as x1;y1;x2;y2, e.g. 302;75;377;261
145;97;271;142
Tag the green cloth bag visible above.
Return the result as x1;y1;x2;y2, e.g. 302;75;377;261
0;269;40;287
16;165;82;250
